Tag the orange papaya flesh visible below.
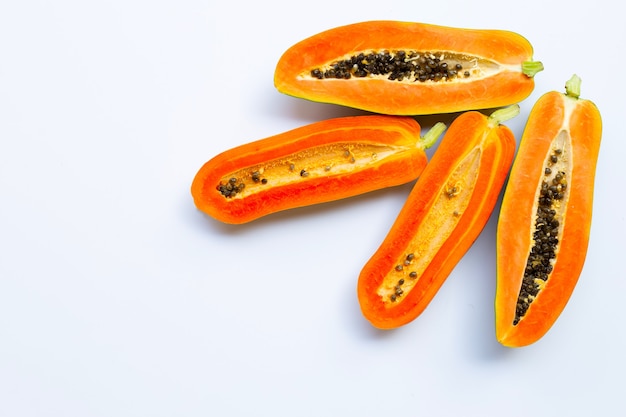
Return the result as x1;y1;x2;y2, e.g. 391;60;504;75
191;115;446;224
357;106;518;329
495;75;603;347
274;21;543;115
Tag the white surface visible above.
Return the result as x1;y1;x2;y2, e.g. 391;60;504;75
1;1;624;416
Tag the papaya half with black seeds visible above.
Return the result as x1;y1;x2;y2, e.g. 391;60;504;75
191;115;445;224
495;75;602;347
274;21;544;115
357;106;518;329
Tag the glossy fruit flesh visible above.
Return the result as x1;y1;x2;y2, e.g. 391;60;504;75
192;116;445;224
275;21;543;115
495;76;602;347
358;106;518;329
215;141;412;200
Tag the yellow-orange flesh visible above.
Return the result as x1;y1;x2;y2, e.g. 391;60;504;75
275;21;542;115
215;141;413;200
496;78;602;347
358;108;517;329
191;115;444;224
376;148;481;303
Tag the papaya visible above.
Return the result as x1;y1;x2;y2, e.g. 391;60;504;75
357;106;518;329
191;115;445;224
495;75;603;347
274;21;544;115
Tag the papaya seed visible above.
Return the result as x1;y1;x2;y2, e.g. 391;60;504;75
446;182;461;198
310;50;467;84
513;149;569;325
217;177;246;198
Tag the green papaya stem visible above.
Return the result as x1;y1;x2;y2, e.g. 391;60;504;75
565;74;582;99
522;60;544;78
489;104;520;126
420;122;447;149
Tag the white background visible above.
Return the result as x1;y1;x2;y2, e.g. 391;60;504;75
1;1;624;416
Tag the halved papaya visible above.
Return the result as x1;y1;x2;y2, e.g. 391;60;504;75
274;21;543;115
191;115;445;224
357;106;518;329
495;75;603;347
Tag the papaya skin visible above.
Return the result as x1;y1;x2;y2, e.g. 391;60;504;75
191;115;445;224
357;106;518;329
495;75;603;347
274;21;543;115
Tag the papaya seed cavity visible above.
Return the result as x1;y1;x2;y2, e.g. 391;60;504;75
379;148;481;304
309;50;478;83
216;141;410;199
513;143;570;325
389;253;416;302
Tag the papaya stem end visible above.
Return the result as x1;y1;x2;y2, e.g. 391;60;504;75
565;74;582;99
489;104;520;126
420;122;447;149
522;60;545;78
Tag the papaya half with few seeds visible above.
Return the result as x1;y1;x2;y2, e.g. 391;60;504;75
357;106;518;329
274;21;544;115
495;75;602;347
191;115;445;224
